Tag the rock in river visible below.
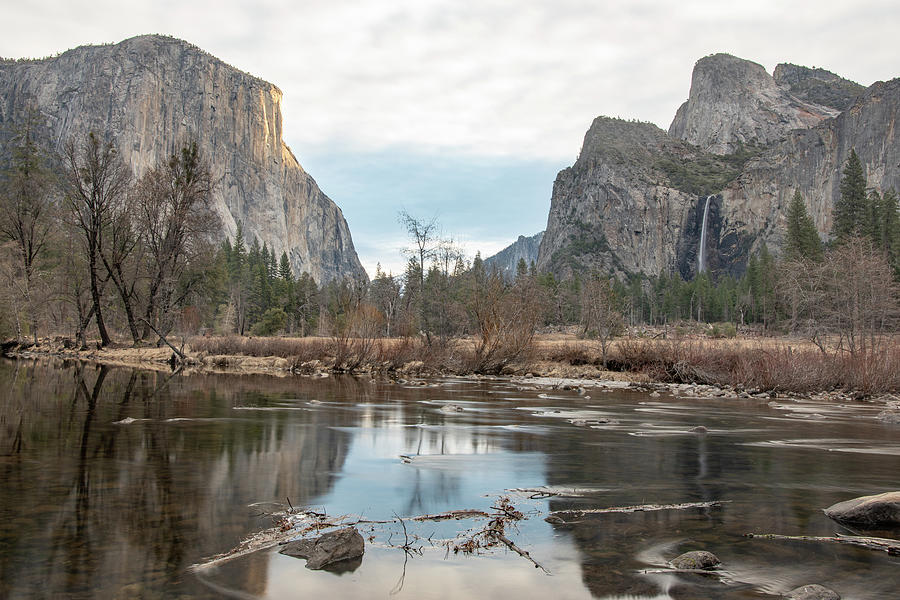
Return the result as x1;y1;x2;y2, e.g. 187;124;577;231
783;584;841;600
823;491;900;527
280;527;365;570
669;550;720;570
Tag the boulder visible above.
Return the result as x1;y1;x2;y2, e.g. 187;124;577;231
280;527;365;570
783;584;840;600
823;491;900;527
669;550;720;570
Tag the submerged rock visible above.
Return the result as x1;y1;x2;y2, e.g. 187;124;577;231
669;550;720;570
280;527;365;570
824;491;900;527
876;410;900;424
783;584;840;600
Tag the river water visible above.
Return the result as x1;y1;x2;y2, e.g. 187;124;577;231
0;359;898;599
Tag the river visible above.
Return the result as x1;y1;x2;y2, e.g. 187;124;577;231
0;359;897;599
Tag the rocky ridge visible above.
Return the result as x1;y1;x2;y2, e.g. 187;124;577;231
0;35;366;283
537;53;896;280
484;231;544;279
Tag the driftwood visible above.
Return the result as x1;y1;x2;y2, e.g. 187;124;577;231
491;531;550;574
550;500;728;518
411;509;490;521
357;509;491;524
745;532;900;555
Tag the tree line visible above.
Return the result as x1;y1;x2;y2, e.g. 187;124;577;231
1;119;897;356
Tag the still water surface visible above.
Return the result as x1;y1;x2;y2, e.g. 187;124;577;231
1;359;898;599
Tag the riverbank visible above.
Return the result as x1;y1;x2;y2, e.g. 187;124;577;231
6;332;900;399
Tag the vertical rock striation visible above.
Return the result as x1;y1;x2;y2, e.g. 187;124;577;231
0;35;366;283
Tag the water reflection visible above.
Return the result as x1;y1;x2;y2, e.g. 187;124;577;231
1;360;898;599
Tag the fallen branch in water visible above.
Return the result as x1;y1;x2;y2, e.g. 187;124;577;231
549;500;728;518
491;531;550;574
745;532;900;555
411;509;490;521
637;568;721;575
450;497;551;574
357;509;491;525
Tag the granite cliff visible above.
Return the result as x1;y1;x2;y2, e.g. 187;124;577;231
537;53;896;280
484;231;544;279
0;35;366;283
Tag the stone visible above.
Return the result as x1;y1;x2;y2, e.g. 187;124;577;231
279;527;365;570
669;550;720;570
783;584;841;600
0;35;366;284
824;491;900;527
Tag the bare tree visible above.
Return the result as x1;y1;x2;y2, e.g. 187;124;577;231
136;141;219;342
795;236;899;355
0;118;55;344
63;132;131;347
580;275;624;368
468;271;541;374
100;187;143;344
399;210;438;340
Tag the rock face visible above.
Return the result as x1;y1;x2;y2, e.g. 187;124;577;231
536;54;896;281
536;117;752;279
773;63;865;112
721;78;900;257
0;35;366;283
484;231;544;279
279;527;365;570
823;491;900;526
669;53;838;155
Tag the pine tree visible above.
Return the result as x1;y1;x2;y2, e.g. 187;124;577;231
832;149;868;241
785;190;823;261
278;251;293;282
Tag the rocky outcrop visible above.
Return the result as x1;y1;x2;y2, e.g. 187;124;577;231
823;491;900;527
535;117;753;280
484;231;543;279
0;35;366;283
536;54;897;281
774;63;864;112
668;54;838;155
280;527;365;570
721;78;900;256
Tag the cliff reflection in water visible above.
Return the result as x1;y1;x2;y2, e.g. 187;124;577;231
0;360;360;599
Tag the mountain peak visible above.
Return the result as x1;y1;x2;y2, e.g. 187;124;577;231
669;53;838;154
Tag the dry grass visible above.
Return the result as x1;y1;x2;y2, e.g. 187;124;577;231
142;333;900;393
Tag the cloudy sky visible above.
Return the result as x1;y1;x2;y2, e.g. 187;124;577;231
3;0;898;276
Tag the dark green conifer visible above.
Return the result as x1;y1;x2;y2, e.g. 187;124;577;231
784;190;823;261
832;149;867;241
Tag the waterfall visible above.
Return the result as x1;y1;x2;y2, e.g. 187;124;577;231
698;195;713;274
